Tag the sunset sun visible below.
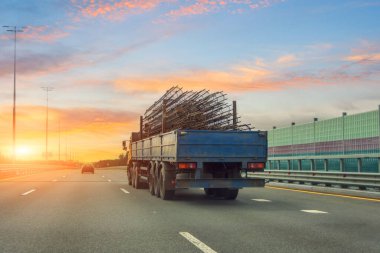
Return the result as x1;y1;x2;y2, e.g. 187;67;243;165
15;146;32;157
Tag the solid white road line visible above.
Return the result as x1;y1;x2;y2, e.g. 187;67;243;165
252;199;272;202
301;210;328;214
179;232;217;253
120;188;130;194
21;189;36;196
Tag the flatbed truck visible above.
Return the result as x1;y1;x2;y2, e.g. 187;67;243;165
123;129;267;200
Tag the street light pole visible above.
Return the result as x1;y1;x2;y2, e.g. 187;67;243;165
41;87;54;161
58;121;61;161
3;25;24;162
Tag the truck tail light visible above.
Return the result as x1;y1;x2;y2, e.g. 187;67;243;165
247;162;265;170
178;162;197;169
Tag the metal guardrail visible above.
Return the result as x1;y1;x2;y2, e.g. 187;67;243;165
250;170;380;191
269;154;380;160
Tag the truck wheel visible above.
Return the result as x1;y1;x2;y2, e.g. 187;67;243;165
204;188;215;197
135;167;142;189
154;168;160;198
159;169;175;200
127;167;132;186
148;171;155;195
224;189;239;200
131;167;136;188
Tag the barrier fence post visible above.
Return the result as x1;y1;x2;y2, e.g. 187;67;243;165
357;158;362;173
324;159;328;171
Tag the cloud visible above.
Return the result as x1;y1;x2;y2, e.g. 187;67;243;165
70;0;171;20
344;53;380;63
166;0;284;17
114;65;275;93
306;43;333;51
0;105;138;132
0;34;163;79
0;25;69;43
342;41;380;66
114;47;380;95
0;105;139;161
70;0;284;21
276;54;297;65
0;50;82;78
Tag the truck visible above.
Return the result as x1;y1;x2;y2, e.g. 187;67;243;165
122;128;267;200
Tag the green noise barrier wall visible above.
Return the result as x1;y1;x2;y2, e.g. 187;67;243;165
267;108;380;173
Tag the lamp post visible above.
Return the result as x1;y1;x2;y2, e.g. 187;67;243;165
291;122;295;170
41;87;54;161
272;126;276;170
2;25;24;161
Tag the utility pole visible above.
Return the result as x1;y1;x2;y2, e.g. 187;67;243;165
3;25;24;162
58;120;61;161
65;132;68;161
41;86;54;161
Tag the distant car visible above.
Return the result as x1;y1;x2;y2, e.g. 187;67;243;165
81;164;95;174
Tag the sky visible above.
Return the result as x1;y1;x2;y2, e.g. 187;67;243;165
0;0;379;162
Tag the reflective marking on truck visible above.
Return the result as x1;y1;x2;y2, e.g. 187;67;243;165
179;232;217;253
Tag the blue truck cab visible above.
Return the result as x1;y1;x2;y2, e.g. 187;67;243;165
124;129;268;200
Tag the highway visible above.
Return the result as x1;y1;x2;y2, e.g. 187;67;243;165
0;168;379;253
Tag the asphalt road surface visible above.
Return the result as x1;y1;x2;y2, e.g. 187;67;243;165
1;168;379;253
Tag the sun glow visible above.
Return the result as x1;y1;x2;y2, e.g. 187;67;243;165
15;146;32;157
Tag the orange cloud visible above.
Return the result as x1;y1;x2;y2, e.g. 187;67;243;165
71;0;171;20
114;65;274;93
167;0;283;17
0;105;139;162
114;54;379;95
276;54;297;64
345;53;380;63
70;0;284;20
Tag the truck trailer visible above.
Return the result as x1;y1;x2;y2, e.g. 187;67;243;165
122;129;267;200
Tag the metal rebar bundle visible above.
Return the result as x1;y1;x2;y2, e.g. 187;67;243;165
141;86;251;138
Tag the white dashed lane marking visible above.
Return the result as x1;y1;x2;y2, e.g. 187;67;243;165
179;232;217;253
252;199;272;202
120;188;130;194
21;189;36;196
301;210;328;214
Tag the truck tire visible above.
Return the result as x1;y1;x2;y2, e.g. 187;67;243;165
134;166;143;189
131;166;136;188
210;188;239;200
127;166;132;186
154;167;160;198
159;169;175;200
204;188;215;197
148;165;155;195
224;189;239;200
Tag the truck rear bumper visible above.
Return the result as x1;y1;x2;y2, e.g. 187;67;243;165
175;178;265;189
